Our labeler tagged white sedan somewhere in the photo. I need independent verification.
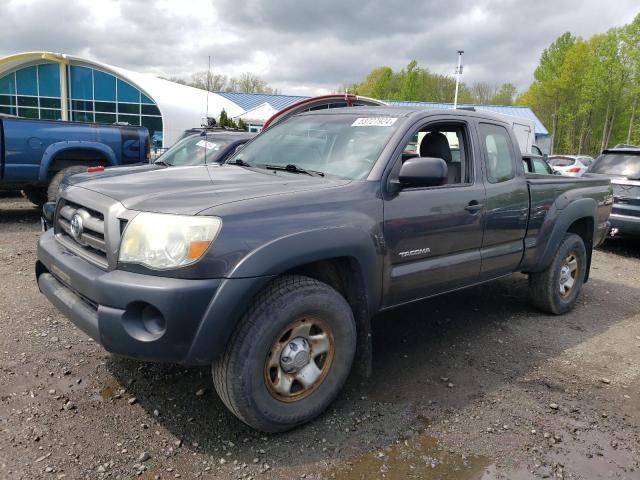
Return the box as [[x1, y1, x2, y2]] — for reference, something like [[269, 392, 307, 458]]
[[548, 155, 594, 177]]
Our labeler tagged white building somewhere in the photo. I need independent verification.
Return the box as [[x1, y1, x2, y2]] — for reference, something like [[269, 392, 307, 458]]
[[0, 52, 244, 147], [1, 52, 550, 151]]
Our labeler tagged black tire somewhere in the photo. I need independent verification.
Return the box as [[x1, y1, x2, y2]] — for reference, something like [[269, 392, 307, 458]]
[[212, 274, 356, 432], [21, 186, 48, 207], [529, 233, 587, 315], [46, 166, 89, 202]]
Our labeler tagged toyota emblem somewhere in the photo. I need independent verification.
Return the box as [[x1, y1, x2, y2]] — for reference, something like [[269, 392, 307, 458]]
[[70, 213, 84, 241]]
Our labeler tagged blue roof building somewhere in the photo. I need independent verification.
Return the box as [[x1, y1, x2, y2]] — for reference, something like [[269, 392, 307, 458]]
[[385, 101, 549, 136], [222, 92, 549, 141]]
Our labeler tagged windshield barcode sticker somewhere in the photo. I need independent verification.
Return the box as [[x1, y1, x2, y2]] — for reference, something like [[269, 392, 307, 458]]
[[351, 117, 398, 127], [196, 140, 220, 150]]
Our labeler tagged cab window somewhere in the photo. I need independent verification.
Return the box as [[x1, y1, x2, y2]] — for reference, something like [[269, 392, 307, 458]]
[[399, 124, 472, 186], [532, 157, 552, 174], [480, 123, 516, 183]]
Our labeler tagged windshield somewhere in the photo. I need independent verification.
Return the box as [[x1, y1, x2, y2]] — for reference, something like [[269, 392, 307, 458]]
[[157, 135, 237, 166], [228, 114, 402, 180], [548, 156, 575, 167], [588, 153, 640, 178]]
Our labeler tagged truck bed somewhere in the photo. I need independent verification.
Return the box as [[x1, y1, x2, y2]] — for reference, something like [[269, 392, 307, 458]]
[[521, 173, 612, 272]]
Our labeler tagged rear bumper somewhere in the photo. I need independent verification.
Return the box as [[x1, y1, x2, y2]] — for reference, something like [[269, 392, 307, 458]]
[[36, 230, 274, 365], [610, 213, 640, 237]]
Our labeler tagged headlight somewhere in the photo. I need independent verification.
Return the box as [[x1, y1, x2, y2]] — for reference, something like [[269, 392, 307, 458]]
[[119, 213, 222, 269]]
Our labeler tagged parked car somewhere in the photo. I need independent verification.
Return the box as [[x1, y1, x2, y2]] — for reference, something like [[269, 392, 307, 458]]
[[175, 125, 251, 143], [548, 155, 594, 177], [0, 114, 150, 205], [36, 107, 611, 432], [585, 144, 640, 237], [41, 129, 256, 228]]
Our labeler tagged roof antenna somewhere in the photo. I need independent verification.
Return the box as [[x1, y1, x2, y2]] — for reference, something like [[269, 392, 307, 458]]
[[204, 55, 211, 165]]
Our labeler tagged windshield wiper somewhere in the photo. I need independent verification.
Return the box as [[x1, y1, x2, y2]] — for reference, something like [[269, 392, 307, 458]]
[[264, 164, 324, 177], [154, 160, 170, 166], [229, 158, 253, 167]]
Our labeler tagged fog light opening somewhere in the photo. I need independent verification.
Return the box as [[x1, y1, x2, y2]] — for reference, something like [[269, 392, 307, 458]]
[[122, 302, 166, 342]]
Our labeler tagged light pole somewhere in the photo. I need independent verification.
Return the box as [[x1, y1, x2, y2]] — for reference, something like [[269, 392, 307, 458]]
[[453, 50, 464, 109]]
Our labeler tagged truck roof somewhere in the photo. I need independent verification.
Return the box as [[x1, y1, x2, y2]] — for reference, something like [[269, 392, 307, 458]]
[[296, 105, 514, 125]]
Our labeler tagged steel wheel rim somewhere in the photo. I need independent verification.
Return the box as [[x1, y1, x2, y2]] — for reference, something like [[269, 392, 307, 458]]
[[559, 252, 579, 298], [264, 316, 334, 402]]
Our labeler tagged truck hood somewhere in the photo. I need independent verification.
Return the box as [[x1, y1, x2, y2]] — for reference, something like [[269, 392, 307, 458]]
[[72, 164, 350, 215], [66, 163, 162, 187]]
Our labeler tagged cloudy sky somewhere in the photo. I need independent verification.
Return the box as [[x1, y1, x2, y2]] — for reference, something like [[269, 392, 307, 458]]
[[1, 0, 638, 96]]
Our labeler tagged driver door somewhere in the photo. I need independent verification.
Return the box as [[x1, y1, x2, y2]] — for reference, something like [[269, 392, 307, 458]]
[[382, 119, 486, 307]]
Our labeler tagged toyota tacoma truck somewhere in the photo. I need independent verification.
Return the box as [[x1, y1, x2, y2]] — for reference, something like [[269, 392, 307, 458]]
[[36, 107, 612, 432]]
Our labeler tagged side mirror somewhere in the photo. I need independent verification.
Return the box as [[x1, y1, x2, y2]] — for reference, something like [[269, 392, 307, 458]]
[[398, 157, 448, 188], [542, 153, 548, 162]]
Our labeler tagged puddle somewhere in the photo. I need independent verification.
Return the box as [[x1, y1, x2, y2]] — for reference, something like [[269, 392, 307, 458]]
[[330, 430, 491, 480], [549, 429, 640, 479], [98, 378, 123, 401], [99, 384, 117, 401]]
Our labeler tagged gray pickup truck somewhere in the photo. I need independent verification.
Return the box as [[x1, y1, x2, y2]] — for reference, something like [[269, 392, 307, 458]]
[[36, 107, 612, 432]]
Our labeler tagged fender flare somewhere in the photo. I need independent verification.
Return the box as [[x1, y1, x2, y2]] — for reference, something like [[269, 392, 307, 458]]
[[529, 198, 597, 272], [186, 227, 382, 367], [229, 227, 382, 312], [39, 141, 117, 182]]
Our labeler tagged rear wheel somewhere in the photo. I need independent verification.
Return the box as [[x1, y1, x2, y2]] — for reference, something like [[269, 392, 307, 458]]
[[529, 233, 587, 314], [47, 165, 89, 202], [212, 275, 356, 432]]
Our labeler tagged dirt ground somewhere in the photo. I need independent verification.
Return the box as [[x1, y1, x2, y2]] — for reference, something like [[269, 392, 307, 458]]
[[1, 193, 639, 480]]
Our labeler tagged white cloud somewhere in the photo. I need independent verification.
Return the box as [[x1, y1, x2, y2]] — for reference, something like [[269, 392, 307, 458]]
[[0, 0, 638, 96]]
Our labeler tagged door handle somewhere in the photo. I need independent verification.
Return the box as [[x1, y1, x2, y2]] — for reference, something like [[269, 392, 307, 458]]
[[465, 201, 484, 213]]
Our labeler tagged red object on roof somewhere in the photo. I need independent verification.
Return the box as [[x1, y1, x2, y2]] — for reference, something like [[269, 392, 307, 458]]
[[86, 166, 105, 173], [262, 94, 385, 130]]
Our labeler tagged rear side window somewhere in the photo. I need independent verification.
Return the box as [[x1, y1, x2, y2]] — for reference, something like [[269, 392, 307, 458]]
[[589, 153, 640, 179], [549, 156, 575, 167], [532, 157, 552, 174], [479, 123, 516, 183]]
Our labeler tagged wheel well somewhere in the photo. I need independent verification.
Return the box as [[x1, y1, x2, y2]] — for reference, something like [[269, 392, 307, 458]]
[[566, 216, 594, 281], [284, 257, 372, 377], [50, 149, 108, 174]]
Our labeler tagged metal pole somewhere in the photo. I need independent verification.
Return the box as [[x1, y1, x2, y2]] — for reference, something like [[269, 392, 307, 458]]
[[453, 50, 464, 109]]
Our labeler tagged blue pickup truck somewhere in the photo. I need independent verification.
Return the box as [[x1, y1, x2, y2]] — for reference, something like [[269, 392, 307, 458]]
[[0, 114, 150, 205]]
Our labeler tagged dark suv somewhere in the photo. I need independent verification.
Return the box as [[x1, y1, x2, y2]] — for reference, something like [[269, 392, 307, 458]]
[[587, 144, 640, 237]]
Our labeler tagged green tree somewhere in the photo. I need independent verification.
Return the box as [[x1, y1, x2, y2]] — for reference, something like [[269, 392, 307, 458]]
[[518, 16, 640, 155], [530, 32, 576, 153], [491, 83, 517, 105], [621, 13, 640, 144]]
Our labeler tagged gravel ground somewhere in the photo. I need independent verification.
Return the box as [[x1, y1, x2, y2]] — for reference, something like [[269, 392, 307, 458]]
[[1, 193, 639, 480]]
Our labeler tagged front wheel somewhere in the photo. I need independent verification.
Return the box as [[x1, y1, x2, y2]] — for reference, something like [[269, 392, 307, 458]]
[[529, 233, 587, 314], [212, 275, 356, 432], [47, 165, 89, 202]]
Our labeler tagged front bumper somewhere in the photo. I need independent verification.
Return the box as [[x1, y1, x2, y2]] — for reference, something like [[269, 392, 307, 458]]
[[609, 214, 640, 237], [36, 230, 273, 364]]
